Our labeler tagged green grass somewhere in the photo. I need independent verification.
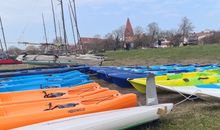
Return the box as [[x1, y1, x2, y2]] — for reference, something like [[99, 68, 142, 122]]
[[103, 44, 220, 66], [150, 101, 220, 130], [101, 44, 220, 130]]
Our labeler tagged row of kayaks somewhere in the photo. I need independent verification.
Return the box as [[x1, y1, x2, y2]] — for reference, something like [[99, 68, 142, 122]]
[[0, 66, 173, 130], [88, 64, 220, 88], [89, 65, 220, 101], [128, 70, 220, 93], [0, 83, 173, 130], [128, 70, 220, 101], [0, 83, 137, 129]]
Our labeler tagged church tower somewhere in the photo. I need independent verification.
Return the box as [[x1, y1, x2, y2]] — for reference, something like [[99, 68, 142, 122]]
[[124, 18, 134, 43]]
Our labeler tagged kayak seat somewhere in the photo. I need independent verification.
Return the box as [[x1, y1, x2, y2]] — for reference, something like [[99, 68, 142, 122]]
[[43, 91, 66, 98], [57, 103, 79, 109], [44, 102, 79, 111], [183, 78, 189, 82], [198, 77, 209, 80]]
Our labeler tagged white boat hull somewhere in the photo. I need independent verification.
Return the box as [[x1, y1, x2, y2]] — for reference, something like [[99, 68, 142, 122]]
[[17, 54, 104, 66], [14, 103, 173, 130], [158, 84, 220, 101]]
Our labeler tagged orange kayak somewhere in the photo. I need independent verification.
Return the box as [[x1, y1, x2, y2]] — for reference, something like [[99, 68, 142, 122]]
[[0, 83, 108, 106], [0, 90, 137, 129]]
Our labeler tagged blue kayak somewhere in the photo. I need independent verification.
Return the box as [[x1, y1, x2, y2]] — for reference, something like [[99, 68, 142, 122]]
[[108, 73, 148, 88], [0, 71, 88, 86], [0, 77, 92, 92], [0, 66, 88, 78], [0, 70, 84, 82], [96, 69, 127, 83]]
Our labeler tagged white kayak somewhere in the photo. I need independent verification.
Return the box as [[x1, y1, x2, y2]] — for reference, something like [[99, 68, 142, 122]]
[[158, 83, 220, 101], [13, 103, 173, 130]]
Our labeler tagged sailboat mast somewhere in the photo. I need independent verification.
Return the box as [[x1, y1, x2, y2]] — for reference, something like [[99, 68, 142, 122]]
[[42, 13, 48, 43], [72, 0, 80, 40], [0, 39, 4, 52], [68, 2, 76, 47], [72, 0, 83, 53], [58, 20, 62, 41], [51, 0, 58, 41], [0, 16, 8, 52], [60, 0, 68, 55]]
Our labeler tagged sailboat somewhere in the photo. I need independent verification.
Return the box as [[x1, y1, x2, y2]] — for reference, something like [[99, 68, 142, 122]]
[[16, 0, 104, 66], [16, 53, 104, 66]]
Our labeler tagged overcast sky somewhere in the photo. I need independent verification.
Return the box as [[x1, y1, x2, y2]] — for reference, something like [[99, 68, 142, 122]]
[[1, 0, 220, 48]]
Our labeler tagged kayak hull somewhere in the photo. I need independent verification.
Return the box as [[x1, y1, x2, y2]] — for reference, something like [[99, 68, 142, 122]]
[[0, 83, 106, 105], [13, 103, 173, 130], [0, 91, 137, 129]]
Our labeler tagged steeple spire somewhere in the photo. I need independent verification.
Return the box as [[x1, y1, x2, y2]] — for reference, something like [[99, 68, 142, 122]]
[[124, 18, 134, 43]]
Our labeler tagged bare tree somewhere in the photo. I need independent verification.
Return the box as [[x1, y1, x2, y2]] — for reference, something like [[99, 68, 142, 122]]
[[112, 25, 125, 41], [7, 46, 22, 56], [25, 45, 39, 54], [178, 16, 194, 38], [110, 26, 125, 49], [134, 26, 144, 35], [147, 22, 160, 42], [202, 31, 220, 44], [133, 26, 145, 47]]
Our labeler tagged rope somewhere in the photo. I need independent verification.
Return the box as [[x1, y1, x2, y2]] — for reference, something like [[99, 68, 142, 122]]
[[172, 87, 201, 107], [17, 0, 40, 42]]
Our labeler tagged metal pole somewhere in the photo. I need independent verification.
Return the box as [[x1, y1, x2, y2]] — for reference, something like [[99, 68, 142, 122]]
[[68, 2, 77, 47], [42, 13, 48, 43], [42, 13, 48, 53], [51, 0, 58, 41], [0, 16, 8, 52], [72, 0, 83, 53], [58, 20, 62, 42], [60, 0, 68, 55], [0, 39, 4, 52]]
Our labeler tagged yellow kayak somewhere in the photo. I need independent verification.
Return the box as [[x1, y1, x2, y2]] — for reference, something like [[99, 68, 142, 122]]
[[128, 71, 219, 94]]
